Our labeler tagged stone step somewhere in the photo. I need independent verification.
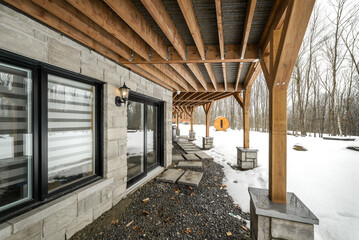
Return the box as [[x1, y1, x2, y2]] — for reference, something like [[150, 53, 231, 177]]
[[195, 152, 213, 160], [177, 170, 204, 187], [184, 150, 203, 154], [156, 169, 185, 183], [182, 153, 200, 161], [172, 154, 185, 161], [177, 161, 203, 169]]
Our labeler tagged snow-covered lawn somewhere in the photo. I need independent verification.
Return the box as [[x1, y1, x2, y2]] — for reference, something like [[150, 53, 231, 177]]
[[178, 124, 359, 240]]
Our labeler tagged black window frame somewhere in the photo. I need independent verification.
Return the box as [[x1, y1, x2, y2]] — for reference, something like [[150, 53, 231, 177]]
[[126, 92, 164, 187], [0, 49, 104, 222]]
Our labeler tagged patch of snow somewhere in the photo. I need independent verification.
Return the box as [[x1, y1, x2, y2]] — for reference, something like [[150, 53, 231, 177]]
[[178, 124, 359, 240]]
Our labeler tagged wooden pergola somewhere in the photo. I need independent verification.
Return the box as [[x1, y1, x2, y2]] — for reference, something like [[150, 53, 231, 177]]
[[5, 0, 315, 204]]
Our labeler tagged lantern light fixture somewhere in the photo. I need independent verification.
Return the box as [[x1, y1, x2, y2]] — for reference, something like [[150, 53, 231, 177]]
[[115, 83, 131, 107]]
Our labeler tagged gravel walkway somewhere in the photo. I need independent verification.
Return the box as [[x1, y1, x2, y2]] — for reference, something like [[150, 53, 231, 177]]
[[71, 143, 250, 240]]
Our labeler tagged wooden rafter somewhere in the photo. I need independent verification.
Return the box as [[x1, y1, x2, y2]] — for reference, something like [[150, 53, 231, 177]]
[[103, 0, 200, 92], [259, 0, 315, 203], [63, 0, 189, 91], [235, 0, 257, 91], [177, 0, 215, 91], [215, 0, 227, 91], [119, 45, 258, 64]]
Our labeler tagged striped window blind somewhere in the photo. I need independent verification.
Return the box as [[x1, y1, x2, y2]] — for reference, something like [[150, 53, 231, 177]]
[[0, 62, 32, 211], [47, 74, 95, 191]]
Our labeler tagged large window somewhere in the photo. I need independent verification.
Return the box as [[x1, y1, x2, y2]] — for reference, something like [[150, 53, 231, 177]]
[[0, 51, 103, 221], [47, 75, 96, 191], [0, 62, 32, 211]]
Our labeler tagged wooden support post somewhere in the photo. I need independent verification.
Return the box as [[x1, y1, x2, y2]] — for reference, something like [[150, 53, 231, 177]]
[[176, 112, 180, 129], [260, 0, 315, 204], [202, 102, 214, 137], [268, 87, 287, 203], [190, 107, 195, 132], [243, 106, 250, 149]]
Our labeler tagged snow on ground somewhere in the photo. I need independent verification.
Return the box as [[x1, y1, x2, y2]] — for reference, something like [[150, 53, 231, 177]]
[[178, 124, 359, 240]]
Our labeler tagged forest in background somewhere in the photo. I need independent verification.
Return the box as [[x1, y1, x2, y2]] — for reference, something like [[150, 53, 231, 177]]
[[192, 0, 359, 137]]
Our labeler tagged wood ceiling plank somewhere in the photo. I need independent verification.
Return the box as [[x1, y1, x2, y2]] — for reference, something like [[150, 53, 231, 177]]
[[235, 0, 257, 91], [66, 0, 150, 59], [118, 45, 257, 64], [215, 0, 227, 91], [32, 0, 132, 60], [187, 63, 208, 91]]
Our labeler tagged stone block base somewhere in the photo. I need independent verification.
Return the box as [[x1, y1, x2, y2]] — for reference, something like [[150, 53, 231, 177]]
[[237, 147, 258, 170], [188, 131, 196, 141], [202, 137, 213, 149], [176, 128, 180, 136], [172, 125, 177, 141], [249, 188, 318, 240]]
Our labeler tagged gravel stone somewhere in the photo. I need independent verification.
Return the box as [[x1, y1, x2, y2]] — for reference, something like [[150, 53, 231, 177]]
[[70, 142, 250, 240]]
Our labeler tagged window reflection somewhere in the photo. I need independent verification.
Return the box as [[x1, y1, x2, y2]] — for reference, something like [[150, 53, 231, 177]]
[[0, 63, 32, 211], [47, 75, 95, 191]]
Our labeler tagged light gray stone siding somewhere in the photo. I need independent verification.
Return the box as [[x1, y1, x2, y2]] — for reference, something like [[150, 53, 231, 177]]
[[0, 4, 172, 240]]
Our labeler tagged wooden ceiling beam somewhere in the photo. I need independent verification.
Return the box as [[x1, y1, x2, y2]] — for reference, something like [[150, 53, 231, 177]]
[[125, 64, 174, 91], [65, 0, 185, 92], [104, 0, 167, 59], [261, 0, 288, 54], [204, 63, 218, 90], [215, 0, 227, 91], [118, 44, 257, 64], [103, 0, 198, 91], [5, 0, 175, 92], [170, 64, 198, 90], [235, 0, 257, 91], [152, 64, 189, 90], [31, 0, 132, 59], [66, 0, 150, 59], [187, 63, 208, 91], [213, 92, 233, 101], [138, 64, 181, 90], [140, 0, 186, 60]]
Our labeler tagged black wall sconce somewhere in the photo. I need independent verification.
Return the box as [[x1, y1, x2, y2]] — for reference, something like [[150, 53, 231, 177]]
[[115, 83, 131, 106]]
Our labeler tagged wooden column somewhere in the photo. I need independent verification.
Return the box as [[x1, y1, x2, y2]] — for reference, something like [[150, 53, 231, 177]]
[[233, 89, 252, 149], [203, 102, 214, 137], [176, 112, 180, 129], [260, 0, 315, 203]]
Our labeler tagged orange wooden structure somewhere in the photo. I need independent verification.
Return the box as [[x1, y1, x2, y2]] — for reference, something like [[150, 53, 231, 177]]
[[214, 117, 229, 131]]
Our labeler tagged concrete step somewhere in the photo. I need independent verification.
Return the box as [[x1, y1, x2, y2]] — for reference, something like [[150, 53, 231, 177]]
[[172, 154, 185, 161], [177, 170, 204, 187], [176, 161, 203, 169], [156, 169, 185, 183], [195, 152, 213, 160], [182, 153, 200, 161]]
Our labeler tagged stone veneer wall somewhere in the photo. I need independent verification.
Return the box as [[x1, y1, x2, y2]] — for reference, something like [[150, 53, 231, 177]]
[[0, 4, 172, 240]]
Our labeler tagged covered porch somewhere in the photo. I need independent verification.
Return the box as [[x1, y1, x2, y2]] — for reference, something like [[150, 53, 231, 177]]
[[0, 0, 317, 239]]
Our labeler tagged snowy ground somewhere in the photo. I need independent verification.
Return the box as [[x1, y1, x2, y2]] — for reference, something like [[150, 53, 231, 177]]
[[178, 124, 359, 240]]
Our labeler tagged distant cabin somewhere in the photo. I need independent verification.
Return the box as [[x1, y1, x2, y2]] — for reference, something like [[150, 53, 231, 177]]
[[214, 117, 229, 131]]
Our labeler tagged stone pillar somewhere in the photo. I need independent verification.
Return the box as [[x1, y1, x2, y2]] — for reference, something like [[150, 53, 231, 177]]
[[176, 128, 180, 136], [188, 130, 196, 141], [249, 187, 318, 240], [202, 137, 213, 149], [237, 147, 258, 170]]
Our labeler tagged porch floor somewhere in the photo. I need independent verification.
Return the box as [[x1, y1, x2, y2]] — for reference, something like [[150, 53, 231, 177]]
[[70, 142, 250, 240]]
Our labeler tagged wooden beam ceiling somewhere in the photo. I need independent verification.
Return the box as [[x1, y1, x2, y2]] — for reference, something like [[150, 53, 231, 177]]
[[235, 0, 257, 91], [215, 0, 227, 91], [118, 45, 258, 64]]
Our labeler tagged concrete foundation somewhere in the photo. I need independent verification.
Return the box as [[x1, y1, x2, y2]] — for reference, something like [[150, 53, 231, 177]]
[[249, 188, 319, 240], [237, 147, 258, 170], [188, 131, 196, 141], [202, 137, 213, 149], [176, 128, 180, 136]]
